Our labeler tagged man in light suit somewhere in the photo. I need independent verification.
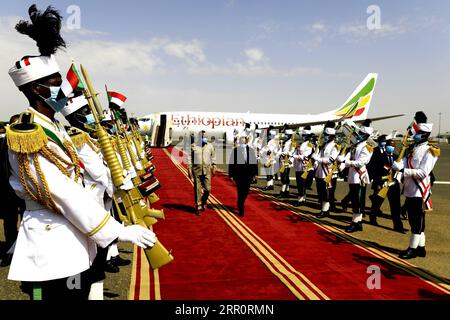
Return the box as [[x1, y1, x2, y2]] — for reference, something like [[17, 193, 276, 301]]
[[188, 130, 217, 215]]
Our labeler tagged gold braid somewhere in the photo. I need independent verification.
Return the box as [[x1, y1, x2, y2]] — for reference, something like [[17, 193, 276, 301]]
[[63, 141, 81, 182], [39, 147, 70, 177], [33, 152, 59, 213], [18, 154, 39, 202], [23, 154, 43, 201]]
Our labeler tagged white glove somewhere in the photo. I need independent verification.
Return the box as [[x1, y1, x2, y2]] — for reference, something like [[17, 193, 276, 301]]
[[135, 161, 143, 171], [120, 175, 134, 191], [311, 153, 319, 161], [337, 155, 345, 163], [392, 160, 404, 172], [118, 225, 156, 249]]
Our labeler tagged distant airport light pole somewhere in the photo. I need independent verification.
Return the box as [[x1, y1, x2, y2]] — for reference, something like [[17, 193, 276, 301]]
[[438, 112, 442, 138]]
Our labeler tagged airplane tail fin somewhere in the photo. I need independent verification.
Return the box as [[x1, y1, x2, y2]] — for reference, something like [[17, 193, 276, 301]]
[[333, 73, 378, 121]]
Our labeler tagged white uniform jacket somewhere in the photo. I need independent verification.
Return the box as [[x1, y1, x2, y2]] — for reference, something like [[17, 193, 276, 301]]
[[342, 141, 373, 184], [401, 142, 438, 202], [293, 141, 313, 172], [314, 141, 339, 179], [8, 107, 122, 282]]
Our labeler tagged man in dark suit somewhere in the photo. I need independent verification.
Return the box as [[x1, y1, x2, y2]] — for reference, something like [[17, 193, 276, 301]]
[[369, 139, 404, 232], [228, 135, 259, 217]]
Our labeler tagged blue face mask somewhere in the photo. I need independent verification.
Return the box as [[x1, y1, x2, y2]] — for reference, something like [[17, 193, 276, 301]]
[[379, 142, 386, 149], [201, 137, 208, 144], [413, 134, 423, 143], [85, 113, 95, 125], [386, 146, 395, 154], [110, 126, 116, 135], [37, 84, 69, 113], [323, 135, 330, 143]]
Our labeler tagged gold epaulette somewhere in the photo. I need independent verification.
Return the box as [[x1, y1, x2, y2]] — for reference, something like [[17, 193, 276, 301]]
[[308, 142, 313, 148], [69, 128, 90, 149], [6, 112, 48, 153], [365, 144, 374, 153], [428, 144, 441, 157], [335, 144, 342, 151]]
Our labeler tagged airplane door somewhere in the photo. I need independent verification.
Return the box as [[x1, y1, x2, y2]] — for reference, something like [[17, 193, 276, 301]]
[[156, 114, 167, 147]]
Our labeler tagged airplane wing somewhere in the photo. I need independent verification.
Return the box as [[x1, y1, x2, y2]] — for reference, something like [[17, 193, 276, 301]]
[[267, 113, 405, 131]]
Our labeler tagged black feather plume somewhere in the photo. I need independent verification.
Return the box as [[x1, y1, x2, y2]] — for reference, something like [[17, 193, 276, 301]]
[[362, 119, 372, 127], [324, 121, 335, 129], [15, 4, 66, 56], [414, 111, 427, 124]]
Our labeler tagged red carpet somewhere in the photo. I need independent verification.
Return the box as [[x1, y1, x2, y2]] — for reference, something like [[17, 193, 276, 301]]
[[133, 147, 450, 300]]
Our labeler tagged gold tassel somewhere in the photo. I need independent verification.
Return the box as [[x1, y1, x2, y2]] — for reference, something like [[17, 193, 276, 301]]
[[70, 131, 90, 149], [6, 125, 48, 154]]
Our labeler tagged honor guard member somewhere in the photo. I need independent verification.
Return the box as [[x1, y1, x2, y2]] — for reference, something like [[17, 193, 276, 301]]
[[188, 130, 217, 215], [312, 121, 339, 218], [392, 111, 439, 259], [6, 5, 156, 300], [229, 134, 258, 217], [260, 130, 279, 191], [278, 129, 294, 198], [292, 126, 313, 206], [61, 94, 119, 299], [370, 139, 405, 232], [338, 120, 374, 233]]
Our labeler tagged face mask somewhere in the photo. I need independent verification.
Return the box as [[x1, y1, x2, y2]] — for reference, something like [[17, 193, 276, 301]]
[[379, 142, 386, 149], [323, 135, 330, 143], [201, 137, 208, 144], [413, 134, 423, 143], [110, 126, 116, 135], [85, 113, 95, 125], [386, 146, 395, 154], [37, 84, 69, 113]]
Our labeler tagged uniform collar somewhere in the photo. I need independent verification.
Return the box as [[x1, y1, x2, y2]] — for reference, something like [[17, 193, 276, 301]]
[[27, 106, 68, 142]]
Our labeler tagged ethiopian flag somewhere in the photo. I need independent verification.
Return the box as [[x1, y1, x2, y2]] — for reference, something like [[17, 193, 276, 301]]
[[57, 63, 85, 99], [108, 91, 127, 108]]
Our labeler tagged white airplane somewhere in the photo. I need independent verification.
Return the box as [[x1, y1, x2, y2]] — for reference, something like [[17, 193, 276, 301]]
[[138, 73, 403, 147]]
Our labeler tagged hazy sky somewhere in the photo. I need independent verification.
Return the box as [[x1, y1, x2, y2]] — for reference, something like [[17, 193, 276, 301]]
[[1, 0, 449, 134]]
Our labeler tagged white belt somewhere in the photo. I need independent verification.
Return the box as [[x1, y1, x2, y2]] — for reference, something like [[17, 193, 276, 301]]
[[25, 200, 46, 211]]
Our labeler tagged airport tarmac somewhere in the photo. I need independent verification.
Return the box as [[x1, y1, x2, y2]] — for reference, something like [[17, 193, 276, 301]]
[[0, 143, 448, 300]]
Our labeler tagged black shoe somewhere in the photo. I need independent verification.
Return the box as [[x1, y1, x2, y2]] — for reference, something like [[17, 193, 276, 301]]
[[278, 192, 286, 199], [341, 200, 349, 211], [369, 216, 378, 226], [105, 260, 120, 273], [399, 247, 418, 260], [416, 246, 426, 258], [0, 254, 12, 267], [111, 255, 131, 267], [345, 222, 363, 233], [238, 210, 244, 217], [317, 211, 329, 219]]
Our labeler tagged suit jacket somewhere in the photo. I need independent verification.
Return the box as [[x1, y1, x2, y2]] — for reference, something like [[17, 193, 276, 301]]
[[371, 150, 399, 186], [228, 145, 258, 183], [188, 142, 216, 176]]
